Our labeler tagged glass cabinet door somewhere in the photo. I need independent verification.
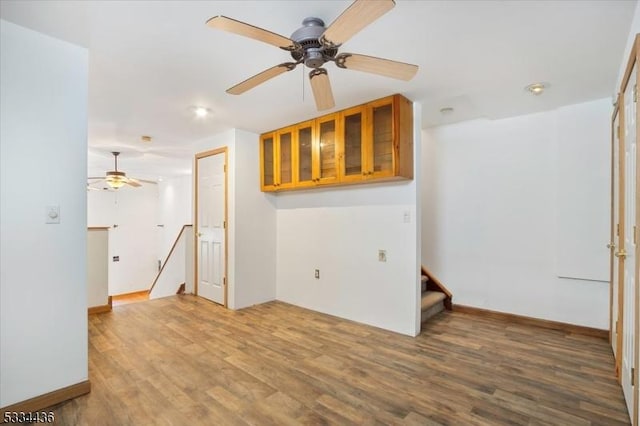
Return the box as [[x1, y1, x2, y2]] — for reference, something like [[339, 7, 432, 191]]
[[316, 115, 338, 183], [277, 129, 293, 188], [296, 121, 314, 185], [261, 133, 275, 189], [341, 107, 365, 181], [371, 102, 394, 177]]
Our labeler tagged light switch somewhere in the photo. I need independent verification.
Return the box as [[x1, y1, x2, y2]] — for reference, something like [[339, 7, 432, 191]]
[[403, 211, 411, 223], [46, 205, 60, 224]]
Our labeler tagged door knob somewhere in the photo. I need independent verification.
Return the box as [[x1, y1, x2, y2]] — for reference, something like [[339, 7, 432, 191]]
[[607, 243, 616, 250], [197, 232, 202, 237], [615, 249, 627, 259]]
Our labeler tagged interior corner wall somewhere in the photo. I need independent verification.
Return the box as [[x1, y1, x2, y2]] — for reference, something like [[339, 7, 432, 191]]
[[275, 104, 422, 337], [233, 129, 277, 309], [422, 98, 611, 329], [0, 20, 88, 407], [87, 184, 159, 295], [192, 129, 277, 310]]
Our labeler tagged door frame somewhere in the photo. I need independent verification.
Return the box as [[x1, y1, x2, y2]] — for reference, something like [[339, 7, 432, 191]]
[[194, 147, 228, 307], [611, 96, 620, 353], [613, 32, 640, 425]]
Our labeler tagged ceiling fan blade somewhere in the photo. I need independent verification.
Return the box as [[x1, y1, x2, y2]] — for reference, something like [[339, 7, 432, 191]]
[[335, 53, 418, 81], [227, 63, 297, 95], [321, 0, 395, 47], [309, 68, 335, 111], [125, 178, 142, 188], [206, 16, 297, 50], [134, 178, 157, 184]]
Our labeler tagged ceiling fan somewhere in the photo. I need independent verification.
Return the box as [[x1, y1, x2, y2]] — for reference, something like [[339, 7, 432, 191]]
[[88, 152, 143, 190], [206, 0, 418, 111]]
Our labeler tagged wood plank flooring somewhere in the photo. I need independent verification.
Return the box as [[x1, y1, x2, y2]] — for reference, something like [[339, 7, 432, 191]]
[[50, 296, 629, 425]]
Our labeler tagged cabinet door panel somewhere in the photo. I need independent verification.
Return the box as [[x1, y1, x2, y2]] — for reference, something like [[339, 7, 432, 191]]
[[278, 129, 294, 188], [261, 134, 275, 190], [297, 124, 313, 184], [341, 107, 367, 182], [317, 117, 338, 183], [372, 103, 394, 176]]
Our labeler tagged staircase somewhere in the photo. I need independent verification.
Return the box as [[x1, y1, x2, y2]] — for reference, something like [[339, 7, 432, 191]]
[[421, 266, 452, 325]]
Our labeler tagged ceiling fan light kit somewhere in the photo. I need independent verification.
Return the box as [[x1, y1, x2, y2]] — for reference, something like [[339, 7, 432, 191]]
[[89, 152, 142, 190], [525, 82, 549, 95], [206, 0, 419, 111]]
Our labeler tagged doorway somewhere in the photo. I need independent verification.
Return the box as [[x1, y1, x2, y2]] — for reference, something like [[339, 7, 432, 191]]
[[195, 148, 228, 306]]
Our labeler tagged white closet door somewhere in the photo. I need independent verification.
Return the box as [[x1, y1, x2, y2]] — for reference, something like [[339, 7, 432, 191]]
[[622, 65, 637, 417], [613, 110, 620, 357]]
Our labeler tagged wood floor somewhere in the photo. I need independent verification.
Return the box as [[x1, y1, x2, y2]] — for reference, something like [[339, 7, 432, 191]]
[[51, 295, 628, 425]]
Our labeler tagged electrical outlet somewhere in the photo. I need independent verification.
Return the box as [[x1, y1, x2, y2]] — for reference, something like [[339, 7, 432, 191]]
[[45, 205, 60, 224], [378, 250, 387, 262], [315, 269, 320, 279]]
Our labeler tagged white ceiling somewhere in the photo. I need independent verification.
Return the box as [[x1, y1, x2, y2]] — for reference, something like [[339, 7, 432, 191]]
[[1, 0, 635, 180]]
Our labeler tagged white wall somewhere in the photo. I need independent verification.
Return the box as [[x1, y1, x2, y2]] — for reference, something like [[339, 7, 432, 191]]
[[276, 104, 422, 336], [0, 20, 88, 407], [158, 174, 192, 256], [233, 129, 277, 309], [556, 100, 611, 281], [191, 129, 278, 310], [87, 184, 159, 295], [615, 2, 640, 92], [422, 99, 611, 329]]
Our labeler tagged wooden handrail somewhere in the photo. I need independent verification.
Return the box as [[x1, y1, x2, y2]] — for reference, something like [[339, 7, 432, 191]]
[[149, 224, 193, 294], [422, 265, 452, 310]]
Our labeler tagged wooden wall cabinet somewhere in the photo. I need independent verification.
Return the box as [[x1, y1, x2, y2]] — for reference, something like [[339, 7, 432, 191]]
[[260, 94, 413, 192], [260, 127, 295, 191]]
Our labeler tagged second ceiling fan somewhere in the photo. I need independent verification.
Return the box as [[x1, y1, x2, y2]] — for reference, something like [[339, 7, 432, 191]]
[[206, 0, 418, 111]]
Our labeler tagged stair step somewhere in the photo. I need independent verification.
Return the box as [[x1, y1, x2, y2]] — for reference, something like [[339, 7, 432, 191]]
[[421, 291, 445, 323], [421, 291, 445, 311]]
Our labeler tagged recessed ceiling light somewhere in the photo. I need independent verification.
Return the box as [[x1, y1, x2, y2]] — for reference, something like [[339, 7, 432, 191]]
[[141, 135, 152, 142], [440, 107, 454, 115], [192, 106, 211, 117], [525, 82, 548, 95]]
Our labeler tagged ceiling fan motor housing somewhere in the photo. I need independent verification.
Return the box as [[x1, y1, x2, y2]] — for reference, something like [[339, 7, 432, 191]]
[[290, 17, 338, 68]]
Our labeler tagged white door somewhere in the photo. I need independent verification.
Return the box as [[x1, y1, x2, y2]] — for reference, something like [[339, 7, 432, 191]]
[[196, 151, 226, 305], [622, 67, 637, 416], [613, 109, 620, 357]]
